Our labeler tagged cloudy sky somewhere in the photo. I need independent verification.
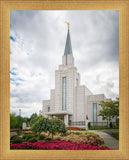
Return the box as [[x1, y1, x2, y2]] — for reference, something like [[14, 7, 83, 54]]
[[10, 10, 119, 117]]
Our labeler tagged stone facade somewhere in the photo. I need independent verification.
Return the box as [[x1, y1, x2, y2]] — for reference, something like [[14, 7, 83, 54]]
[[87, 94, 114, 123], [42, 27, 114, 127]]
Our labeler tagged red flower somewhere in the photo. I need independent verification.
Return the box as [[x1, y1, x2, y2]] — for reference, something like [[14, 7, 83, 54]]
[[10, 140, 114, 150]]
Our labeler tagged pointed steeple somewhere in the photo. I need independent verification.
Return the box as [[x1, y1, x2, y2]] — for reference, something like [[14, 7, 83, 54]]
[[64, 23, 73, 55]]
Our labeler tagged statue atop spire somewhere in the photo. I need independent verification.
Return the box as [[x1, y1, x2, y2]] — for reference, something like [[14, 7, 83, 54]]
[[67, 22, 70, 30]]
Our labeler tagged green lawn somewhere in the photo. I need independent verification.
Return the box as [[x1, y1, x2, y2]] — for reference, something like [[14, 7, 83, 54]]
[[93, 129, 119, 131], [89, 126, 119, 130], [111, 132, 119, 140]]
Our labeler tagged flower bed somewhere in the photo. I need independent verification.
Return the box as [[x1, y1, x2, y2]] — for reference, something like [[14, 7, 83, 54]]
[[60, 134, 104, 146], [10, 129, 31, 132], [67, 127, 82, 130], [10, 131, 106, 148], [10, 140, 113, 150]]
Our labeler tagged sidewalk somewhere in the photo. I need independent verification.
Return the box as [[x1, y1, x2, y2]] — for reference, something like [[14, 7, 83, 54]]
[[88, 130, 119, 150]]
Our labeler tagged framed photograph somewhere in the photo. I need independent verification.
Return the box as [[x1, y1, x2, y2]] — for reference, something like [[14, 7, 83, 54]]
[[0, 0, 129, 160]]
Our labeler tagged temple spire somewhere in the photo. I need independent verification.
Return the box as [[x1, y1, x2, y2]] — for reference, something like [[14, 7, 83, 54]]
[[64, 22, 73, 55]]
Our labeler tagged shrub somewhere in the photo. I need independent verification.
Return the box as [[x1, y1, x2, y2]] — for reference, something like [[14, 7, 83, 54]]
[[72, 132, 82, 135], [22, 135, 26, 139], [39, 134, 46, 140], [84, 132, 100, 137], [81, 128, 86, 131], [25, 134, 33, 140], [88, 122, 91, 129], [60, 131, 79, 137], [98, 144, 107, 148], [60, 133, 67, 137], [23, 132, 30, 135], [54, 135, 61, 140], [55, 137, 61, 140], [23, 133, 35, 141], [10, 135, 18, 140], [44, 137, 52, 141], [27, 138, 37, 143], [61, 133, 104, 146], [12, 137, 22, 144], [22, 132, 30, 138]]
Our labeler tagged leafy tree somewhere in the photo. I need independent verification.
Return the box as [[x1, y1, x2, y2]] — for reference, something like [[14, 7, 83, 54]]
[[31, 116, 50, 138], [39, 110, 43, 116], [48, 118, 59, 140], [29, 113, 43, 126], [10, 112, 43, 129], [54, 118, 67, 135], [48, 118, 67, 140], [31, 117, 67, 141], [98, 97, 119, 127], [10, 113, 18, 129], [113, 97, 119, 117], [15, 115, 28, 129], [30, 113, 38, 126], [25, 117, 30, 126]]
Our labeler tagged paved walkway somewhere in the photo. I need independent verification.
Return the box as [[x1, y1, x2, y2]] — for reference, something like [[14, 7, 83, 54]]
[[88, 130, 119, 150]]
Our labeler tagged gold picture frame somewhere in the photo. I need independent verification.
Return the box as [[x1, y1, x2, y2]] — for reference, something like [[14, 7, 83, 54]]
[[0, 0, 129, 159]]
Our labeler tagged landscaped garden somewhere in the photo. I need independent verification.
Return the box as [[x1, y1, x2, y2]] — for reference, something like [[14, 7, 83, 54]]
[[10, 116, 114, 150], [10, 130, 113, 150]]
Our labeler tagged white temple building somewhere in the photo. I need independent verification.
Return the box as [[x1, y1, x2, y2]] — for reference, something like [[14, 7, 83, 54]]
[[42, 24, 112, 127]]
